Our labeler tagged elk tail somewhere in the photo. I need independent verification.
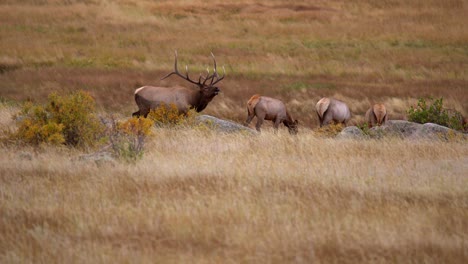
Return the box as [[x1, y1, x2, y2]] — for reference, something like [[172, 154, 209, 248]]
[[247, 94, 261, 115], [373, 103, 387, 124], [316, 97, 331, 118]]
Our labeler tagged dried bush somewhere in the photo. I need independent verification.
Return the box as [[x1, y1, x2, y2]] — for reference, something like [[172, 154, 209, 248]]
[[313, 123, 345, 137], [12, 102, 65, 145], [147, 103, 196, 127], [12, 91, 104, 148], [107, 116, 154, 162]]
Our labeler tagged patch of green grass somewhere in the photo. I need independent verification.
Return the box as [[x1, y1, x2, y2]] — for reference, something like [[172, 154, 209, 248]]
[[282, 82, 336, 91], [311, 82, 337, 90], [118, 38, 149, 48], [172, 13, 188, 20], [32, 60, 55, 68], [388, 39, 436, 49], [0, 62, 22, 73], [64, 57, 95, 68], [283, 81, 310, 90], [0, 96, 19, 107], [302, 40, 340, 49], [64, 26, 87, 34], [279, 17, 299, 24], [61, 56, 132, 69], [99, 56, 131, 68]]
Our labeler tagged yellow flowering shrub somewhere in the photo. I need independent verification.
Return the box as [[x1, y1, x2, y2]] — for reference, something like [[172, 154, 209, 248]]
[[12, 91, 104, 148], [147, 103, 195, 127]]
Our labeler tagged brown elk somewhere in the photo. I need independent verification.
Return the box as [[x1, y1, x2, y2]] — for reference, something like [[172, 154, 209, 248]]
[[244, 94, 298, 134], [365, 103, 387, 128], [132, 51, 225, 117], [316, 97, 351, 127]]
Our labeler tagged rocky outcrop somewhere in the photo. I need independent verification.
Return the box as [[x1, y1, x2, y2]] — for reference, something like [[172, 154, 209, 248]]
[[336, 126, 366, 139], [75, 147, 116, 166], [195, 115, 257, 134], [339, 120, 467, 140]]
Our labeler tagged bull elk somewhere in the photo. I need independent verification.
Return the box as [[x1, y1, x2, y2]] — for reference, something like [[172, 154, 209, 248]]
[[244, 94, 298, 134], [365, 103, 387, 128], [132, 51, 225, 117], [316, 97, 351, 127]]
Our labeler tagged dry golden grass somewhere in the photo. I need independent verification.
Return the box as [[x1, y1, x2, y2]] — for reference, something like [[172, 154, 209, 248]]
[[1, 0, 468, 262], [1, 125, 467, 263]]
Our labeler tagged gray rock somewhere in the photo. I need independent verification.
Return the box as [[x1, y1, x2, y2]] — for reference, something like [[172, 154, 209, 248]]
[[368, 120, 466, 140], [195, 115, 257, 134], [380, 120, 423, 138], [77, 151, 116, 166], [337, 126, 366, 139], [415, 123, 466, 140], [18, 151, 33, 161], [368, 126, 386, 139]]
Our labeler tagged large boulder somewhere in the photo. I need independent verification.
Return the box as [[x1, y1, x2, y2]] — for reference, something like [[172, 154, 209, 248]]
[[337, 126, 367, 139], [195, 115, 257, 134], [416, 122, 466, 140], [367, 120, 466, 140], [377, 120, 422, 138], [76, 149, 116, 166]]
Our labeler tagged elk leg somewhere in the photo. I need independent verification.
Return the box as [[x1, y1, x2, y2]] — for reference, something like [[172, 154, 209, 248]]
[[132, 110, 141, 117], [322, 114, 333, 127], [273, 118, 281, 132], [244, 113, 255, 127], [371, 111, 378, 127], [255, 111, 266, 132], [317, 113, 323, 127], [134, 106, 150, 118], [255, 117, 264, 132]]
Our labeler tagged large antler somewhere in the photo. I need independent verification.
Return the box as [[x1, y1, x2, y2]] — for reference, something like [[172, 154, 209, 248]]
[[161, 51, 225, 86], [161, 51, 201, 86], [203, 52, 225, 86]]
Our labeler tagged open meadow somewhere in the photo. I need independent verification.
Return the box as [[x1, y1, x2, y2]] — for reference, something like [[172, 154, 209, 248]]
[[1, 0, 467, 263]]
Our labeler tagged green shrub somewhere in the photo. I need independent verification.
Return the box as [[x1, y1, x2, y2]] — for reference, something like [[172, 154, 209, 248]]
[[407, 97, 465, 131], [12, 90, 104, 148], [357, 123, 370, 135]]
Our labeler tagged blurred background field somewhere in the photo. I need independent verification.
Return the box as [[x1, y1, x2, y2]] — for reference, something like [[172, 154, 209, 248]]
[[0, 1, 467, 263], [0, 0, 467, 127]]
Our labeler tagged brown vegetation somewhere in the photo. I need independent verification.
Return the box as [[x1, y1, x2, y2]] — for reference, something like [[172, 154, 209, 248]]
[[0, 0, 467, 263], [0, 0, 467, 127], [1, 127, 467, 263]]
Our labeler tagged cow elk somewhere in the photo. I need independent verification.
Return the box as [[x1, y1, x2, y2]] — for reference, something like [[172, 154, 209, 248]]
[[244, 94, 298, 134], [315, 97, 351, 127], [365, 103, 387, 128], [132, 51, 225, 117]]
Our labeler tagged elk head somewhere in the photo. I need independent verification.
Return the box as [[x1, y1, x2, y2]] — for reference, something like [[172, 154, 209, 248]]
[[161, 51, 225, 112], [285, 120, 299, 135]]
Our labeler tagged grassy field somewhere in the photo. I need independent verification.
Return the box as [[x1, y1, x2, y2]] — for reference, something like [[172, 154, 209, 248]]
[[1, 128, 467, 263], [1, 0, 467, 124], [1, 0, 468, 263]]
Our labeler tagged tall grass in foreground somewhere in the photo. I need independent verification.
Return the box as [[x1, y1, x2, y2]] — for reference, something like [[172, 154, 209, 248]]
[[1, 128, 467, 263]]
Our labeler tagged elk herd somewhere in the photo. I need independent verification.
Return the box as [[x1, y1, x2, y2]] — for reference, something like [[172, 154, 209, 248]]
[[133, 52, 388, 134]]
